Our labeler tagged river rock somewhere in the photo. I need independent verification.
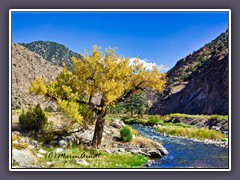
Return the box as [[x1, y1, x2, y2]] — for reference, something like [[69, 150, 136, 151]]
[[28, 145, 35, 150], [30, 140, 40, 149], [146, 160, 155, 167], [110, 119, 125, 129], [47, 162, 54, 166], [12, 140, 20, 144], [12, 149, 37, 167], [149, 140, 169, 155], [104, 149, 112, 154], [76, 159, 89, 166], [212, 126, 221, 131], [137, 150, 150, 157], [38, 149, 47, 154], [36, 153, 44, 158], [13, 131, 21, 136], [58, 139, 68, 147], [129, 149, 139, 154], [75, 130, 94, 144], [104, 129, 111, 135], [118, 148, 126, 152], [66, 136, 76, 142], [147, 150, 162, 158], [59, 136, 76, 147], [222, 131, 228, 135], [55, 148, 64, 153]]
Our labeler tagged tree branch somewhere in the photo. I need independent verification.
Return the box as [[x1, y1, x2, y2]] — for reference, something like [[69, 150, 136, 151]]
[[76, 99, 88, 105], [114, 80, 147, 104]]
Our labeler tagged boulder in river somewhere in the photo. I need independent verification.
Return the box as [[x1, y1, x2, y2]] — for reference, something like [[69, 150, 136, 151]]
[[149, 139, 169, 156], [146, 160, 155, 167], [147, 150, 162, 158]]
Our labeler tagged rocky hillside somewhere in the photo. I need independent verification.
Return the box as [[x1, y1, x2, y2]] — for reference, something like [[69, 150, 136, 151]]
[[149, 30, 229, 115], [20, 41, 82, 70], [12, 42, 62, 109]]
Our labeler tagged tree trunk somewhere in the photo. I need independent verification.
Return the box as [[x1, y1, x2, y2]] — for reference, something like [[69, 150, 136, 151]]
[[91, 110, 106, 148], [131, 110, 133, 117]]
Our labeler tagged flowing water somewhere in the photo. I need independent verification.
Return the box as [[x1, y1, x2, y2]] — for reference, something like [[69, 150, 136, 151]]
[[130, 125, 229, 169]]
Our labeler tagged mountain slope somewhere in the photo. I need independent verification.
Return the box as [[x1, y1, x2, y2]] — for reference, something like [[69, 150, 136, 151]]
[[149, 30, 229, 115], [20, 41, 82, 70], [12, 42, 62, 109]]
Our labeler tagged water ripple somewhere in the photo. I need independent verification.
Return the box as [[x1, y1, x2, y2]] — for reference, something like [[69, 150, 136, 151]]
[[130, 125, 229, 169]]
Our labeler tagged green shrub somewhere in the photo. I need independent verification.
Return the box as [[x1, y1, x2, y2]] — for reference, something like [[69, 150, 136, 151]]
[[218, 43, 225, 51], [19, 103, 47, 133], [200, 56, 207, 63], [210, 114, 228, 121], [182, 74, 190, 81], [38, 121, 55, 144], [189, 66, 196, 72], [44, 106, 54, 112], [147, 116, 164, 126], [221, 138, 228, 142], [120, 126, 133, 142], [164, 122, 193, 128]]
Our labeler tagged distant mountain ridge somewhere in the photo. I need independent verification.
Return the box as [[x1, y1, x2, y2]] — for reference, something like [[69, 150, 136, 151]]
[[20, 41, 82, 70], [149, 30, 229, 115]]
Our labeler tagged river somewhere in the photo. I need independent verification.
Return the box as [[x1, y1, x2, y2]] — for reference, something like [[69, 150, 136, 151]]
[[130, 125, 229, 169]]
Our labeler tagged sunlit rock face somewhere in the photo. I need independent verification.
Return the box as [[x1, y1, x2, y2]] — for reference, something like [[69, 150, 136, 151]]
[[149, 30, 229, 115], [12, 42, 62, 109]]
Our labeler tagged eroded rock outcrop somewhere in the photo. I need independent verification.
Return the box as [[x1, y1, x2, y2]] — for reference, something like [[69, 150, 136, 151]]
[[12, 42, 62, 109], [149, 30, 229, 115]]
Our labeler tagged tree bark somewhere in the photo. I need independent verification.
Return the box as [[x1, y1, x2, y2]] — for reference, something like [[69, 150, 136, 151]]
[[91, 110, 106, 148]]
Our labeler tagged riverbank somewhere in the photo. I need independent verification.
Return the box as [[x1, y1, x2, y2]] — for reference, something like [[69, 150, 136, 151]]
[[11, 111, 228, 168], [119, 114, 228, 148], [130, 125, 229, 168], [12, 140, 149, 168], [164, 113, 228, 133], [132, 124, 228, 148], [12, 117, 168, 168]]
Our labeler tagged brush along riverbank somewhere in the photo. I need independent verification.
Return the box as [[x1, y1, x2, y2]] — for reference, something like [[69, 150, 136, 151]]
[[118, 114, 228, 148], [12, 112, 168, 168]]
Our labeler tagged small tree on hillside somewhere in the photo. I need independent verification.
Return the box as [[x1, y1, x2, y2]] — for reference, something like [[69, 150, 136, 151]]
[[123, 93, 148, 117], [29, 45, 166, 148], [107, 103, 124, 114]]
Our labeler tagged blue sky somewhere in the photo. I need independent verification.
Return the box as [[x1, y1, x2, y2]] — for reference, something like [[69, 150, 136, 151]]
[[12, 11, 229, 71]]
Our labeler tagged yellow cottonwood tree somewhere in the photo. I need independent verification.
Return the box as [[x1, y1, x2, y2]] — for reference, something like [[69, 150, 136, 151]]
[[29, 45, 166, 147]]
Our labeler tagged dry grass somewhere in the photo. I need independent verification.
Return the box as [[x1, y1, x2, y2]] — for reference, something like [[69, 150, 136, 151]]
[[156, 126, 225, 140], [129, 126, 140, 136], [165, 113, 228, 121], [12, 134, 29, 150], [131, 137, 153, 148]]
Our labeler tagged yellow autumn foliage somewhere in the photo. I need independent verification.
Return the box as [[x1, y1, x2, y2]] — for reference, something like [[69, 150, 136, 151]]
[[29, 45, 167, 124]]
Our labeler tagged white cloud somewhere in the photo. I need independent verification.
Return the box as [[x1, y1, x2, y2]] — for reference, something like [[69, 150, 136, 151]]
[[129, 57, 168, 72]]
